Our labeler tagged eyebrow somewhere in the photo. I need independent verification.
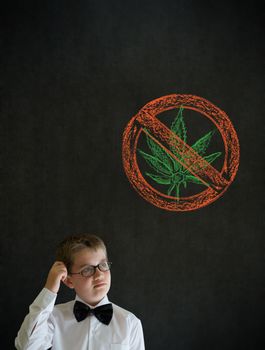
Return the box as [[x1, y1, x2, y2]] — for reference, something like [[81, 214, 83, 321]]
[[78, 259, 107, 269]]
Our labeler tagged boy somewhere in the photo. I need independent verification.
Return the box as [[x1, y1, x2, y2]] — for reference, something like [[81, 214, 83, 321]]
[[15, 233, 145, 350]]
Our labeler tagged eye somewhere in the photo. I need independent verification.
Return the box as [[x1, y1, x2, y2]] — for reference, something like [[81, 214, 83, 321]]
[[81, 266, 94, 276], [99, 262, 108, 269], [99, 261, 111, 271]]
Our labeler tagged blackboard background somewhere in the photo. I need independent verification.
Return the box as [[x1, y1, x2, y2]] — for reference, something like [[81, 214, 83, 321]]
[[2, 1, 265, 349]]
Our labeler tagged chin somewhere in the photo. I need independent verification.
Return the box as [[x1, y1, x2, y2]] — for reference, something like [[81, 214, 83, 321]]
[[95, 285, 109, 297]]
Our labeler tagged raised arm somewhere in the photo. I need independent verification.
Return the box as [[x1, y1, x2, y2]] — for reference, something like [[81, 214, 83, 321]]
[[15, 262, 67, 350]]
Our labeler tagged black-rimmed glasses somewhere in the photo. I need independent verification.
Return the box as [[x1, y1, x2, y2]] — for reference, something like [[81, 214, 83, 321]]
[[70, 261, 112, 278]]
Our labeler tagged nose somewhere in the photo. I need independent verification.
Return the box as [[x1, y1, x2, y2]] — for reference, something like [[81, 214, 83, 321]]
[[94, 266, 104, 279]]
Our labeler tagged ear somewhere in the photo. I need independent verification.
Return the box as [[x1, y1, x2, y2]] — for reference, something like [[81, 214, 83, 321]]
[[63, 275, 75, 289]]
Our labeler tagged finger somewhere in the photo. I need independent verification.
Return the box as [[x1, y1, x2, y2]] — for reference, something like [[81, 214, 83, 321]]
[[61, 274, 67, 282]]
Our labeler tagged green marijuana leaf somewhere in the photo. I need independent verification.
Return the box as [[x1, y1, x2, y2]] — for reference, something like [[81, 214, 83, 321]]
[[138, 108, 222, 199]]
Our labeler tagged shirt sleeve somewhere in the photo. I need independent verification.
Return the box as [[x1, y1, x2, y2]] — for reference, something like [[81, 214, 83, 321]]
[[15, 288, 57, 350], [129, 317, 145, 350]]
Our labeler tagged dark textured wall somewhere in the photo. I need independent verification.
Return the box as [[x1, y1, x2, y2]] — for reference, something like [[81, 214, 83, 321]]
[[2, 1, 265, 349]]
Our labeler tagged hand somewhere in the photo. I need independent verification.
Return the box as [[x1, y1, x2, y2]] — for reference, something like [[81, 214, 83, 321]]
[[45, 261, 68, 294]]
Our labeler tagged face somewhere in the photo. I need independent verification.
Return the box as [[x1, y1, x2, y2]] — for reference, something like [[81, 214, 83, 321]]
[[65, 247, 111, 306]]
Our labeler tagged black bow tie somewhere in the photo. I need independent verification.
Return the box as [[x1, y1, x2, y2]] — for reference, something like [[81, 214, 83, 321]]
[[73, 300, 113, 325]]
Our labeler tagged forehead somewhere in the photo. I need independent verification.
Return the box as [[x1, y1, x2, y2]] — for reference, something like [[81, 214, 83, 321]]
[[72, 247, 106, 267]]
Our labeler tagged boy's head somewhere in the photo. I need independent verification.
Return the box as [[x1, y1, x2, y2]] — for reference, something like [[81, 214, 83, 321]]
[[56, 233, 107, 271], [56, 233, 111, 306]]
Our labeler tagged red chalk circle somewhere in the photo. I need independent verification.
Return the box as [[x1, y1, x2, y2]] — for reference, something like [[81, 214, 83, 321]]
[[122, 94, 240, 211]]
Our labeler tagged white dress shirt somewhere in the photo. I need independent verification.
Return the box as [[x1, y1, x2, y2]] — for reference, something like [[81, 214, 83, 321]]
[[15, 288, 145, 350]]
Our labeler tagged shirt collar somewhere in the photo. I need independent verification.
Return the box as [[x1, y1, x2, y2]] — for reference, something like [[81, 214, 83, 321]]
[[75, 294, 110, 309]]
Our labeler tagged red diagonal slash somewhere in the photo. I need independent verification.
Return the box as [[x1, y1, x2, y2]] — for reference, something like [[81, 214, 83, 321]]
[[136, 111, 228, 193]]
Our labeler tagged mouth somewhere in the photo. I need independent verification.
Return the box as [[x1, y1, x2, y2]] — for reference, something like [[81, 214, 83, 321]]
[[94, 282, 107, 288]]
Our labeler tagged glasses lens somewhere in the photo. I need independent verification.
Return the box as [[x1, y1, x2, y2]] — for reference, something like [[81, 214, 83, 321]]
[[99, 261, 111, 272], [81, 266, 94, 277]]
